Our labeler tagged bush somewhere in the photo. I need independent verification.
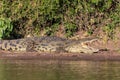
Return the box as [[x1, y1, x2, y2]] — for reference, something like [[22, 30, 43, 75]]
[[0, 0, 62, 37], [0, 18, 13, 39], [65, 23, 78, 37], [0, 0, 119, 38], [44, 23, 59, 36]]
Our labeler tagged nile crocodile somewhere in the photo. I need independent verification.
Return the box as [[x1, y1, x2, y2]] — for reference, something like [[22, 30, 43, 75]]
[[0, 36, 99, 54]]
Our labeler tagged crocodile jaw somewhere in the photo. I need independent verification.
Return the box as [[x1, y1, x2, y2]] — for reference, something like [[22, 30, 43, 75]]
[[65, 44, 99, 54]]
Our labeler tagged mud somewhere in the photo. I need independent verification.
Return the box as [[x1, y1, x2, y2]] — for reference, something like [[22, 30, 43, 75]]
[[0, 50, 120, 61]]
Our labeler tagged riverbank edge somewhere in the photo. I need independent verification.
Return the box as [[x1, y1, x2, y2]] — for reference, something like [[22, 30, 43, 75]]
[[0, 50, 120, 61]]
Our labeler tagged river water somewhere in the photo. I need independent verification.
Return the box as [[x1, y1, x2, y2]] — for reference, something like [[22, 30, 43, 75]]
[[0, 60, 120, 80]]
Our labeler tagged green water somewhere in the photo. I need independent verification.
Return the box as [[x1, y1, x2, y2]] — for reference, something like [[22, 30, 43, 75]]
[[0, 60, 120, 80]]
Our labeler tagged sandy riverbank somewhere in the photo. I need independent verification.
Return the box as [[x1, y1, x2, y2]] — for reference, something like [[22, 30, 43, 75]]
[[0, 50, 120, 61]]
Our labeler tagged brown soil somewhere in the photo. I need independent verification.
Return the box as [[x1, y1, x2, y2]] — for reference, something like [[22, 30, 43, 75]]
[[0, 50, 120, 61]]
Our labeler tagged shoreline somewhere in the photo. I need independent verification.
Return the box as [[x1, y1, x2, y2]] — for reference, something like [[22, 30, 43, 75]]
[[0, 50, 120, 61]]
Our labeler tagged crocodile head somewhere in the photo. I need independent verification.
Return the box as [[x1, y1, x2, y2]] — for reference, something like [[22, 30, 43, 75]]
[[65, 43, 99, 54], [64, 37, 99, 54]]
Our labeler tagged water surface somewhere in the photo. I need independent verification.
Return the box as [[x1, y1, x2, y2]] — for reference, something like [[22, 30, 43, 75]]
[[0, 60, 120, 80]]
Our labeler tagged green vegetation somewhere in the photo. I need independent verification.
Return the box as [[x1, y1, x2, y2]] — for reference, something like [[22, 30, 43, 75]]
[[65, 23, 78, 37], [0, 18, 13, 39], [0, 0, 119, 39]]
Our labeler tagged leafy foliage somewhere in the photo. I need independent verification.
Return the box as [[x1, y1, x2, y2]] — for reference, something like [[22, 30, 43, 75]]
[[0, 0, 119, 38], [0, 18, 13, 39], [65, 23, 78, 37]]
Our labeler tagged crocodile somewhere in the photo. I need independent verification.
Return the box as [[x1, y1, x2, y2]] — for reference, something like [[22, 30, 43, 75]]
[[0, 36, 99, 54]]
